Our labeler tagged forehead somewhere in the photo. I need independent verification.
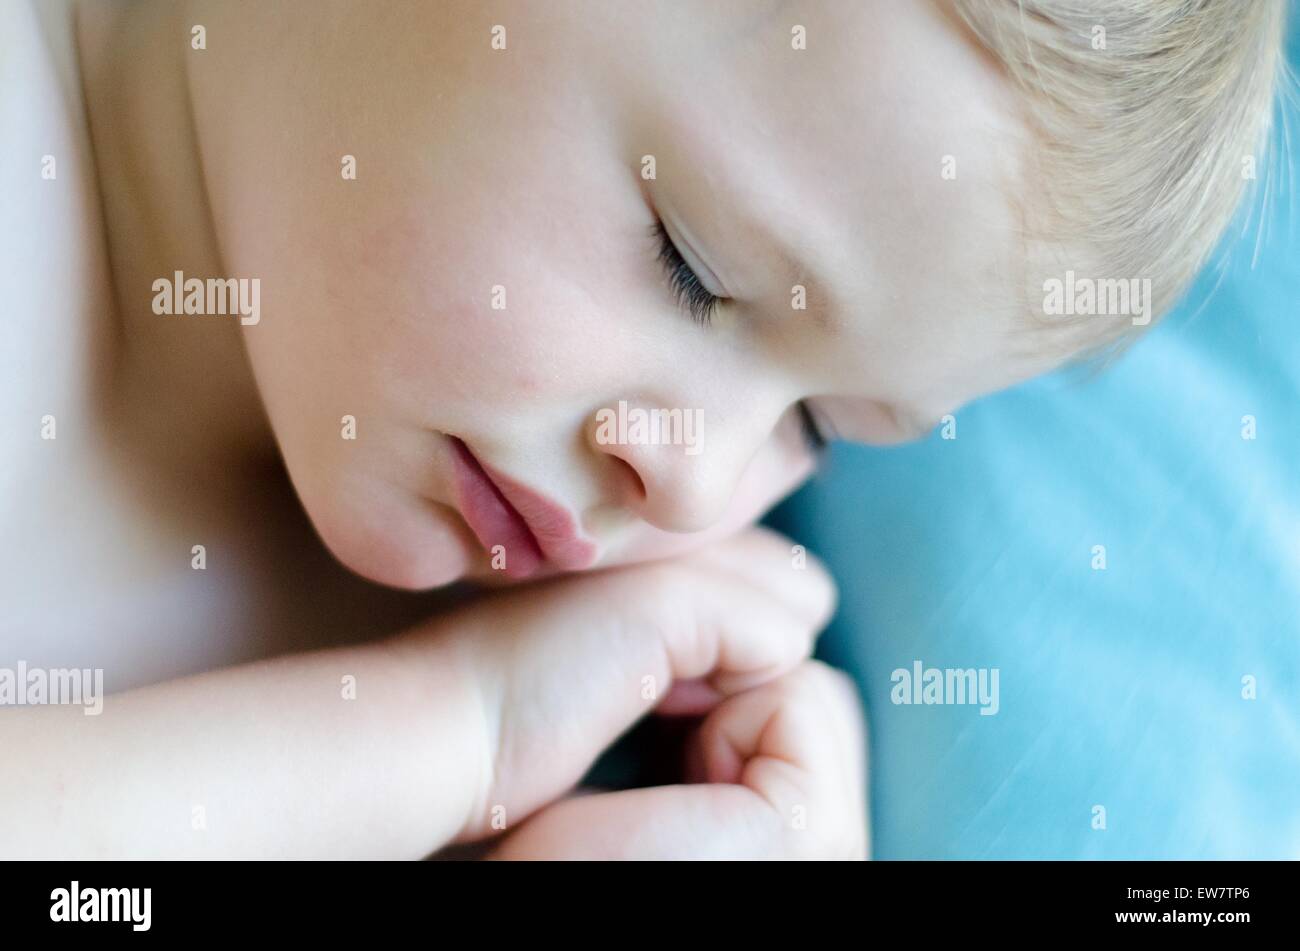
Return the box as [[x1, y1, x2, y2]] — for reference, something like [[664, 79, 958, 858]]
[[648, 0, 1055, 419]]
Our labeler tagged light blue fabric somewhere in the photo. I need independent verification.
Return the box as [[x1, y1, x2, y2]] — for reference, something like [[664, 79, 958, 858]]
[[768, 13, 1300, 859]]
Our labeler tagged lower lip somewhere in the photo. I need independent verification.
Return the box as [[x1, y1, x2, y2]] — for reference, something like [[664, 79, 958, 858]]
[[448, 439, 596, 578]]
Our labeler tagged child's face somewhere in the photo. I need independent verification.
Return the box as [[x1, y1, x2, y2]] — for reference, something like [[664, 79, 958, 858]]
[[196, 0, 1065, 588]]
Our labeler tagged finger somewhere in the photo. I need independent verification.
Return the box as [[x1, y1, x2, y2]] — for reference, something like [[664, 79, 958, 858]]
[[447, 528, 835, 840], [687, 661, 869, 859], [488, 784, 784, 860], [655, 677, 724, 716], [493, 663, 869, 860]]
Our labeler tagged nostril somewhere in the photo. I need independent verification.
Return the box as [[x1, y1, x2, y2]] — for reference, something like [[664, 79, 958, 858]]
[[611, 455, 646, 506]]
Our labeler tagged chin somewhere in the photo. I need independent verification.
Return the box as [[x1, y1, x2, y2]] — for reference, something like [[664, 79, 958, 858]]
[[309, 502, 474, 592]]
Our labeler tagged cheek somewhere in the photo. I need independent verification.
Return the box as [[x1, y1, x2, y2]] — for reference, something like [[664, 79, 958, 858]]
[[401, 300, 603, 417], [356, 211, 623, 407], [713, 408, 824, 546], [731, 429, 816, 524]]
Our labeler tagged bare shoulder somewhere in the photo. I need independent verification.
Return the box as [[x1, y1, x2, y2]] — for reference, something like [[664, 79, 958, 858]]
[[1, 1, 441, 683], [1, 0, 119, 491], [1, 0, 121, 599]]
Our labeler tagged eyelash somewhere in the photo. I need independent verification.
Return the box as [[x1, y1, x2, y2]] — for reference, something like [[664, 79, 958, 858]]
[[652, 220, 722, 326], [797, 401, 829, 453], [651, 219, 826, 452]]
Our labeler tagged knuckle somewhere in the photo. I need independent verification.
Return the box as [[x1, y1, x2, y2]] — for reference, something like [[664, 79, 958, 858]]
[[803, 659, 856, 697], [801, 559, 838, 625], [788, 659, 840, 695]]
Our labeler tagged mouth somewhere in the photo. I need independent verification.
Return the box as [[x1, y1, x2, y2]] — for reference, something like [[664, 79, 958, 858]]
[[448, 436, 598, 579]]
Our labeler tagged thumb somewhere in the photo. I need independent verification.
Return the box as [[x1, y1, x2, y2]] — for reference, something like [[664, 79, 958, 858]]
[[488, 784, 781, 860]]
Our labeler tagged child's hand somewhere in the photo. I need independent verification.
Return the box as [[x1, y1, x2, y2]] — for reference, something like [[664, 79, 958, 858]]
[[493, 659, 868, 859], [402, 526, 865, 859]]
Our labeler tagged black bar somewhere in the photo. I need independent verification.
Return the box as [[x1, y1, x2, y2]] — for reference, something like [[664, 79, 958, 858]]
[[1, 860, 1290, 939]]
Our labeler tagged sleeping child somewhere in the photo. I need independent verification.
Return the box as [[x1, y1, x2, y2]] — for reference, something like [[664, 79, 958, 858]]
[[2, 0, 1285, 857]]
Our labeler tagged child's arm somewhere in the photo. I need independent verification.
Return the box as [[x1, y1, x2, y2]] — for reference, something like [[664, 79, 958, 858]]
[[1, 528, 846, 859], [0, 638, 480, 859]]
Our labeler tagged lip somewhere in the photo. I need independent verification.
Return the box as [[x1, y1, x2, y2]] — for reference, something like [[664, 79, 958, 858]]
[[448, 437, 598, 578]]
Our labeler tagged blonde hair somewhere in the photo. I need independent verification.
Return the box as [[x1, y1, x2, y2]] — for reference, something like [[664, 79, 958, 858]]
[[952, 0, 1290, 355]]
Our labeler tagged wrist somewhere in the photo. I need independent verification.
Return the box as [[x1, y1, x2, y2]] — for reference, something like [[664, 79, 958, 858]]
[[382, 621, 494, 852]]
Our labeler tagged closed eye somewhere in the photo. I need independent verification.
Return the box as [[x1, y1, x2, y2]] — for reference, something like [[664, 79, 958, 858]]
[[797, 401, 829, 455], [651, 219, 722, 326], [650, 220, 824, 452]]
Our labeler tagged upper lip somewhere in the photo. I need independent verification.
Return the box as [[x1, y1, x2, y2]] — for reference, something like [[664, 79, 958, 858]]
[[448, 436, 598, 577]]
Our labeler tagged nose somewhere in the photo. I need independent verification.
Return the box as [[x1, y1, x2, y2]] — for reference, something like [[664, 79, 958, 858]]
[[587, 400, 757, 534]]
